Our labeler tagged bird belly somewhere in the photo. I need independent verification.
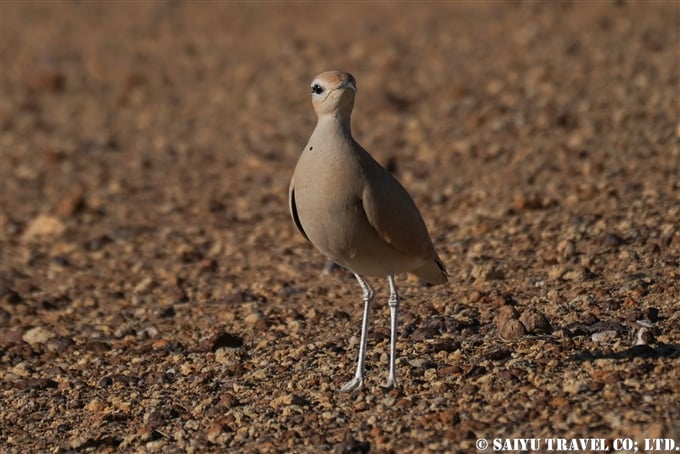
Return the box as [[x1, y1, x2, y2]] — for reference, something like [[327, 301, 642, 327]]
[[295, 188, 425, 277]]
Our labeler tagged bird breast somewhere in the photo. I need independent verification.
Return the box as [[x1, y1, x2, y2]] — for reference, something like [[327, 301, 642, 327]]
[[291, 141, 427, 276]]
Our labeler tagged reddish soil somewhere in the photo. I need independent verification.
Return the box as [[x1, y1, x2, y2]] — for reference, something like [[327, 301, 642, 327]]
[[1, 1, 679, 452]]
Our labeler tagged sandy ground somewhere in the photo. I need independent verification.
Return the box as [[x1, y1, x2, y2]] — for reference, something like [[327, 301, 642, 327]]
[[1, 1, 679, 452]]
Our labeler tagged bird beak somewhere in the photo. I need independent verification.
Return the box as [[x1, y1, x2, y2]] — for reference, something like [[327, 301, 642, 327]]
[[340, 79, 357, 92]]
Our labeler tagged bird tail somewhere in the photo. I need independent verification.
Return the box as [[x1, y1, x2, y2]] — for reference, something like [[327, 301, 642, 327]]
[[413, 257, 448, 285]]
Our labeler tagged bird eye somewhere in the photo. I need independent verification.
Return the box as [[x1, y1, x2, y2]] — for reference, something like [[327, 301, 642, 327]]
[[311, 84, 324, 95]]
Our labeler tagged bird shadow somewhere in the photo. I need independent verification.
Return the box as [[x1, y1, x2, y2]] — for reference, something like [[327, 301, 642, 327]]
[[569, 342, 680, 362]]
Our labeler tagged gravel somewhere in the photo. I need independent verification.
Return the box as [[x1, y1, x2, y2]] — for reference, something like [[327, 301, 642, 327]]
[[1, 1, 679, 452]]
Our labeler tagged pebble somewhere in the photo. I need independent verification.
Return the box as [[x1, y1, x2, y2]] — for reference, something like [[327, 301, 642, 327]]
[[27, 67, 66, 93], [495, 305, 519, 325], [498, 319, 527, 340], [210, 332, 244, 350], [56, 185, 86, 218], [269, 393, 308, 409], [558, 239, 576, 261], [334, 437, 370, 454], [591, 330, 619, 343], [22, 326, 55, 345], [245, 311, 267, 330], [519, 309, 552, 334], [635, 327, 655, 345], [22, 215, 65, 240], [133, 277, 155, 294], [2, 3, 679, 453]]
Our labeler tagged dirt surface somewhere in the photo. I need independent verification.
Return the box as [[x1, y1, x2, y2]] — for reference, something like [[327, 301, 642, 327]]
[[1, 1, 679, 452]]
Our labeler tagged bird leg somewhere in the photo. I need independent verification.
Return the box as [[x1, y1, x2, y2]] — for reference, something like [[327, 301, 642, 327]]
[[384, 274, 399, 389], [340, 273, 374, 392]]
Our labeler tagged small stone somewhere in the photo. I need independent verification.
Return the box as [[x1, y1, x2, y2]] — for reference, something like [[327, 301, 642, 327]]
[[642, 307, 659, 323], [484, 348, 511, 361], [17, 378, 58, 390], [563, 266, 595, 281], [334, 437, 370, 454], [220, 291, 246, 303], [635, 327, 655, 345], [548, 266, 567, 280], [269, 393, 308, 409], [2, 289, 23, 305], [84, 398, 106, 412], [46, 336, 75, 353], [22, 326, 55, 345], [495, 305, 519, 326], [27, 68, 66, 93], [498, 319, 527, 340], [22, 215, 65, 240], [210, 332, 244, 351], [513, 193, 544, 210], [245, 311, 267, 330], [471, 264, 505, 282], [467, 290, 483, 303], [557, 239, 576, 261], [519, 310, 552, 334], [205, 423, 224, 444], [625, 309, 643, 322], [133, 277, 155, 294], [56, 185, 85, 218], [601, 233, 625, 248], [588, 380, 604, 392], [437, 409, 459, 425], [642, 421, 666, 439], [152, 339, 170, 350], [0, 327, 24, 345], [591, 330, 618, 343], [83, 234, 113, 251], [219, 393, 240, 408]]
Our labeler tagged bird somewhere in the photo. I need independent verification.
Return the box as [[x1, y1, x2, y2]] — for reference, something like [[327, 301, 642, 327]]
[[289, 71, 447, 392]]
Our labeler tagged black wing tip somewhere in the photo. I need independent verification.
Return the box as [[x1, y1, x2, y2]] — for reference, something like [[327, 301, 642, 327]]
[[436, 257, 449, 277], [290, 188, 310, 242]]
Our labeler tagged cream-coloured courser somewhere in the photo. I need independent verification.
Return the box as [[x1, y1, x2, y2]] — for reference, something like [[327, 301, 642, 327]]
[[289, 71, 447, 391]]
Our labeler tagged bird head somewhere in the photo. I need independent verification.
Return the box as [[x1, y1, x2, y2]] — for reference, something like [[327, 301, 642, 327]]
[[310, 71, 357, 118]]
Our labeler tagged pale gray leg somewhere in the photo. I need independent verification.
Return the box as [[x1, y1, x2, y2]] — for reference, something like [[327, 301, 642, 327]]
[[340, 273, 374, 392], [384, 274, 399, 389]]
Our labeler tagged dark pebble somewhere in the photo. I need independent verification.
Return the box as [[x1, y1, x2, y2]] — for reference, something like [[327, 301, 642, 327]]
[[429, 340, 460, 354], [86, 341, 112, 353], [484, 348, 511, 361], [148, 405, 181, 428], [335, 437, 371, 454], [27, 68, 66, 93], [51, 256, 71, 267], [40, 295, 72, 310], [643, 307, 659, 323], [84, 235, 113, 251], [625, 309, 643, 322], [3, 289, 23, 305], [16, 378, 58, 390], [211, 332, 244, 350], [332, 310, 351, 321], [601, 233, 626, 248], [589, 321, 626, 334], [156, 306, 176, 318]]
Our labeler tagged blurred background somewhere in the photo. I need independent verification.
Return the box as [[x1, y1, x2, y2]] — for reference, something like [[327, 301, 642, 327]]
[[1, 1, 678, 451]]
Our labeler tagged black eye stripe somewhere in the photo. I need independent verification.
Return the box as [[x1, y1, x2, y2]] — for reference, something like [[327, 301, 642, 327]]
[[311, 84, 324, 95]]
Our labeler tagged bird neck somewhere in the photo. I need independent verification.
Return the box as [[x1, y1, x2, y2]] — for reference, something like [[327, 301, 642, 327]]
[[316, 113, 352, 139]]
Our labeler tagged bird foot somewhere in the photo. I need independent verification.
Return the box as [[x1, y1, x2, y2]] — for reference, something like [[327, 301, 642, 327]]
[[339, 376, 364, 392], [381, 377, 397, 390]]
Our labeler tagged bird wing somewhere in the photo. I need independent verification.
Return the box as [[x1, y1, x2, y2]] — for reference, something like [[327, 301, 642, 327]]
[[360, 167, 436, 261], [288, 178, 310, 242]]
